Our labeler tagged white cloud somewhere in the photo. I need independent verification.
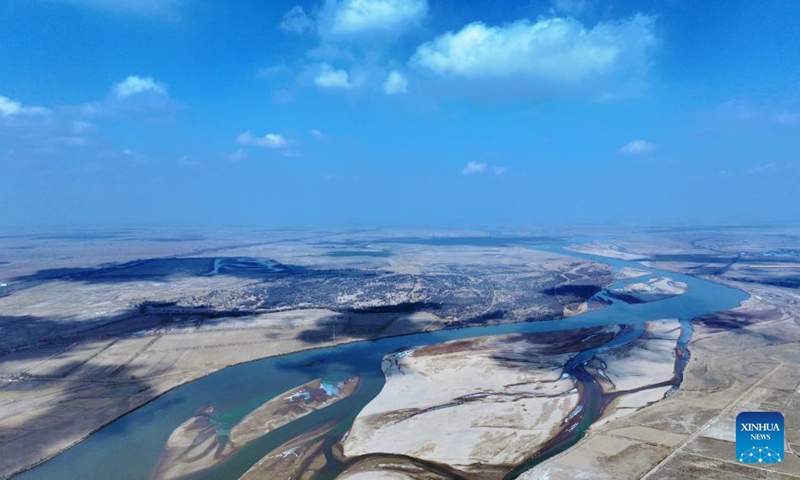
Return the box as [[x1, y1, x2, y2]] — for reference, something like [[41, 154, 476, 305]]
[[71, 76, 177, 119], [2, 79, 181, 165], [311, 129, 324, 138], [411, 15, 655, 96], [619, 139, 656, 155], [314, 63, 353, 89], [0, 96, 22, 116], [1, 96, 101, 161], [284, 1, 428, 94], [321, 0, 428, 37], [461, 162, 507, 175], [462, 161, 488, 175], [280, 5, 315, 34], [236, 131, 290, 149], [383, 70, 408, 95], [113, 76, 168, 98], [0, 96, 49, 117]]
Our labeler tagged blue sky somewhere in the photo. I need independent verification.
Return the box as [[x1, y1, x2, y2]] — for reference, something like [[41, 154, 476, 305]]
[[1, 0, 799, 228]]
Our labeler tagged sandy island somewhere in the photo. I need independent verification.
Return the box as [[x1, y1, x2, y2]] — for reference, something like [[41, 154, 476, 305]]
[[154, 376, 359, 479], [341, 322, 682, 478], [616, 267, 651, 280], [240, 418, 340, 480], [608, 277, 689, 304]]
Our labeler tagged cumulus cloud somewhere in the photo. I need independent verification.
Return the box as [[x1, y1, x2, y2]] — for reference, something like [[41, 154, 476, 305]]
[[0, 97, 22, 116], [383, 70, 408, 94], [411, 14, 655, 97], [0, 95, 91, 160], [278, 1, 428, 93], [619, 139, 656, 155], [280, 5, 315, 34], [113, 76, 168, 98], [0, 96, 49, 117], [1, 77, 182, 166], [461, 161, 508, 175], [462, 161, 487, 175], [236, 131, 290, 149], [314, 63, 353, 89], [70, 75, 177, 118], [320, 0, 428, 37]]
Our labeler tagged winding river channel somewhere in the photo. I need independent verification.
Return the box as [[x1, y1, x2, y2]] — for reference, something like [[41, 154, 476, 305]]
[[19, 247, 748, 479]]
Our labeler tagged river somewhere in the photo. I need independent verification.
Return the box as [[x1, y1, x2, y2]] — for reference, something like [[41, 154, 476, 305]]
[[18, 247, 748, 479]]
